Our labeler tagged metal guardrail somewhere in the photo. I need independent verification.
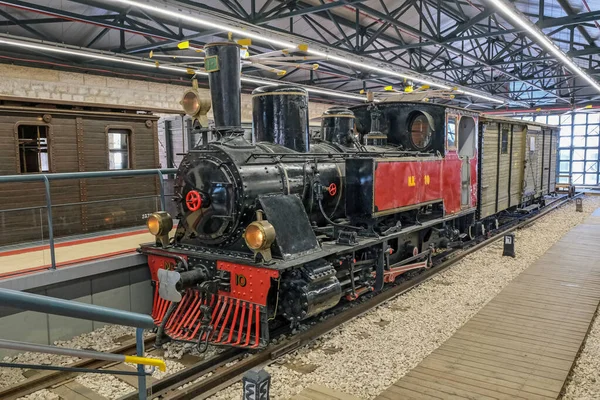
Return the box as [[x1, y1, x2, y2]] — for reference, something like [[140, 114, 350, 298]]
[[0, 168, 177, 269], [0, 288, 161, 399], [0, 289, 155, 328]]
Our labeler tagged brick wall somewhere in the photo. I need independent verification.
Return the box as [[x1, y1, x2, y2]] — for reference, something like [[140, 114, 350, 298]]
[[0, 64, 331, 120]]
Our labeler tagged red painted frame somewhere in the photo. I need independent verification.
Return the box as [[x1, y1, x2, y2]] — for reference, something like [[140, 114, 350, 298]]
[[217, 261, 279, 306]]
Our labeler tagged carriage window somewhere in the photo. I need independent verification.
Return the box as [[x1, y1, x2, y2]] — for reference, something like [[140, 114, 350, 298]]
[[501, 127, 509, 154], [447, 117, 456, 148], [108, 129, 131, 170], [458, 116, 476, 158], [18, 125, 49, 173], [409, 112, 434, 149]]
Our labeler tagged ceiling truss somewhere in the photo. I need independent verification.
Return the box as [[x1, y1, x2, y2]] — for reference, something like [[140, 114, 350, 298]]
[[0, 0, 598, 109]]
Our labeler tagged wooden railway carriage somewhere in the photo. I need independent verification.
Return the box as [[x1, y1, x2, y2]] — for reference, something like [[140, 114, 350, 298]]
[[0, 96, 161, 246], [478, 116, 558, 220]]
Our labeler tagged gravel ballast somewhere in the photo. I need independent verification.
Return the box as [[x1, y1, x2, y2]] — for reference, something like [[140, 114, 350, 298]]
[[0, 326, 186, 397], [0, 324, 137, 389], [16, 389, 60, 400], [76, 373, 135, 398], [561, 311, 600, 398], [208, 196, 600, 400]]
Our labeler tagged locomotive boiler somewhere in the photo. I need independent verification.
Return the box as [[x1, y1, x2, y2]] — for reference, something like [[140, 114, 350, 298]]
[[140, 40, 556, 351]]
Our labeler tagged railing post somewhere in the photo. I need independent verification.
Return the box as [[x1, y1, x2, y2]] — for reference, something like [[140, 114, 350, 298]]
[[42, 175, 56, 270], [136, 327, 147, 400], [156, 170, 166, 211]]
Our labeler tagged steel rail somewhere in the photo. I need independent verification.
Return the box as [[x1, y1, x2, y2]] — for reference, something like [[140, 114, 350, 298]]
[[119, 349, 244, 400]]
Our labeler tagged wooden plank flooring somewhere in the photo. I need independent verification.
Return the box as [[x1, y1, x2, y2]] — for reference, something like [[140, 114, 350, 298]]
[[377, 212, 600, 400], [290, 384, 362, 400]]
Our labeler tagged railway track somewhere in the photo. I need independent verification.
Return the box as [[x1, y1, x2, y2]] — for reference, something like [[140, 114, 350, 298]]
[[0, 194, 578, 400], [128, 194, 580, 400], [0, 335, 156, 400]]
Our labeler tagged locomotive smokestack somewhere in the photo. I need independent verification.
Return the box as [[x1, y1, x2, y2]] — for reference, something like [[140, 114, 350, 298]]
[[321, 107, 356, 147], [204, 42, 242, 131], [252, 85, 310, 152]]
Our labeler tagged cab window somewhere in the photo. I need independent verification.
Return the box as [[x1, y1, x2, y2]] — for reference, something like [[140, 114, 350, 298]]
[[447, 117, 457, 149]]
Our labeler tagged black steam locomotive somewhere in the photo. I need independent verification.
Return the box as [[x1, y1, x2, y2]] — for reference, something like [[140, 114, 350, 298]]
[[140, 41, 554, 350]]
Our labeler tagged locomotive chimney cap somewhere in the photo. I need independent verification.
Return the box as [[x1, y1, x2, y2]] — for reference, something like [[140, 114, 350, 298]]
[[203, 41, 241, 49], [321, 106, 355, 118], [252, 85, 308, 97]]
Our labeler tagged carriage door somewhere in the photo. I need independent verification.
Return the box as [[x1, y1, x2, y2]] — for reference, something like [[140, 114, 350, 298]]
[[458, 116, 476, 207]]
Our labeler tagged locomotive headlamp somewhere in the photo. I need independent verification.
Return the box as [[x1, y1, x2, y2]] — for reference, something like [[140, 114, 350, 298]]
[[147, 211, 173, 247], [180, 81, 211, 126], [244, 222, 274, 250], [243, 211, 275, 262], [181, 90, 200, 115]]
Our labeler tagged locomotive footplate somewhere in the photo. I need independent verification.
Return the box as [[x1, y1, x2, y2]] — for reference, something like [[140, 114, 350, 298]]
[[153, 286, 272, 350], [151, 261, 279, 350]]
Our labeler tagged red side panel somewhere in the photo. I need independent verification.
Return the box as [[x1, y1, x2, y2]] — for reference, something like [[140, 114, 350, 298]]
[[372, 152, 473, 216], [420, 160, 443, 202], [442, 152, 462, 214], [374, 161, 417, 211], [217, 261, 279, 306], [373, 159, 443, 213], [148, 254, 186, 281]]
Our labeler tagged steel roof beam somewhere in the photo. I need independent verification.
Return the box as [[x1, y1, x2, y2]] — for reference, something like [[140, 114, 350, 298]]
[[442, 8, 495, 40], [554, 0, 594, 46], [256, 0, 367, 22], [0, 0, 182, 43], [4, 0, 592, 105], [0, 0, 228, 56], [0, 8, 57, 41], [0, 16, 110, 25], [251, 2, 491, 78], [335, 2, 567, 101], [254, 0, 572, 101], [161, 0, 508, 100], [363, 9, 600, 53]]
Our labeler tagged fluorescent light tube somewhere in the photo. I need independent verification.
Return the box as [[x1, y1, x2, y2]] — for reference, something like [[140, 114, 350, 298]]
[[488, 0, 600, 93]]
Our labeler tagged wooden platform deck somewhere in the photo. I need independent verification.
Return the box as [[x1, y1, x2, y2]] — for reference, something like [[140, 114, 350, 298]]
[[290, 384, 362, 400], [376, 212, 600, 400]]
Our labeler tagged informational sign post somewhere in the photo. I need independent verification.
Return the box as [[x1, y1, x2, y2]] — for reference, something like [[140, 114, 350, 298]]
[[243, 368, 271, 400], [503, 233, 516, 258]]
